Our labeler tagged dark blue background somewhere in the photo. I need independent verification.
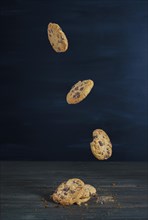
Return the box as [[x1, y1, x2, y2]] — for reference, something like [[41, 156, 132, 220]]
[[0, 0, 147, 161]]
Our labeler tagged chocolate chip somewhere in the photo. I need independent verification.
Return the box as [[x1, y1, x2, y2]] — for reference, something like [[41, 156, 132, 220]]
[[63, 187, 69, 192], [99, 141, 103, 146], [75, 86, 79, 90], [93, 135, 98, 139], [73, 92, 80, 99], [80, 87, 84, 91], [70, 190, 75, 194]]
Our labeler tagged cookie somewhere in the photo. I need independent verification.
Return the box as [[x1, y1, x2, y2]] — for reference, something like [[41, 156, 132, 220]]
[[82, 184, 96, 198], [66, 79, 94, 104], [47, 22, 68, 53], [93, 129, 110, 142], [90, 129, 112, 160], [52, 179, 84, 206], [76, 184, 96, 205]]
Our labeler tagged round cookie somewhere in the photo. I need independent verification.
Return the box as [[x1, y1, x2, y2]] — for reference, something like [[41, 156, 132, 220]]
[[47, 22, 68, 53], [90, 137, 112, 160], [66, 79, 94, 104], [93, 129, 111, 142], [52, 180, 84, 206]]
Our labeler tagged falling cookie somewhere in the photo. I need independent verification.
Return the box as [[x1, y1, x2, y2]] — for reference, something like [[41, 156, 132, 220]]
[[66, 79, 94, 104], [90, 129, 112, 160], [47, 22, 68, 53]]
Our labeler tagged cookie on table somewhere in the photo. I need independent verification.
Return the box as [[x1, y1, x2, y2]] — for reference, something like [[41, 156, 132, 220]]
[[90, 129, 112, 160], [76, 184, 96, 205], [66, 79, 94, 104], [82, 184, 96, 198], [47, 22, 68, 53], [52, 179, 84, 206]]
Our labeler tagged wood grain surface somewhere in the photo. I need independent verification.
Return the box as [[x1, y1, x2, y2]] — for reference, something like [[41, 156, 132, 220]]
[[0, 162, 148, 220]]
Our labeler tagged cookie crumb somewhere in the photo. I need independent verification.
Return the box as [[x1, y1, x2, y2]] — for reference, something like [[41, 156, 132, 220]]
[[96, 196, 100, 203], [117, 203, 122, 208], [112, 182, 116, 187], [44, 203, 49, 208]]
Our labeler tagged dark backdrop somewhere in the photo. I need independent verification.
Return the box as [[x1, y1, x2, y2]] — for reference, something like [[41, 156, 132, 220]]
[[0, 0, 147, 161]]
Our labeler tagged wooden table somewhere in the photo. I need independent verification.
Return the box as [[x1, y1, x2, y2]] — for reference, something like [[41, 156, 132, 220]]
[[0, 162, 148, 220]]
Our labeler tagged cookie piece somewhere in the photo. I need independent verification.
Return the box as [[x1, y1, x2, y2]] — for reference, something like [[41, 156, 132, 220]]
[[90, 136, 112, 160], [66, 79, 94, 104], [47, 22, 68, 53], [93, 129, 110, 142], [76, 184, 96, 205], [52, 179, 84, 206]]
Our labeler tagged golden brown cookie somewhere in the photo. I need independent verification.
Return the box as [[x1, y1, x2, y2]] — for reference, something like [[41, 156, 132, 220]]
[[47, 22, 68, 53], [82, 184, 96, 198], [76, 184, 96, 205], [52, 179, 84, 206], [66, 80, 94, 104], [90, 136, 112, 160]]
